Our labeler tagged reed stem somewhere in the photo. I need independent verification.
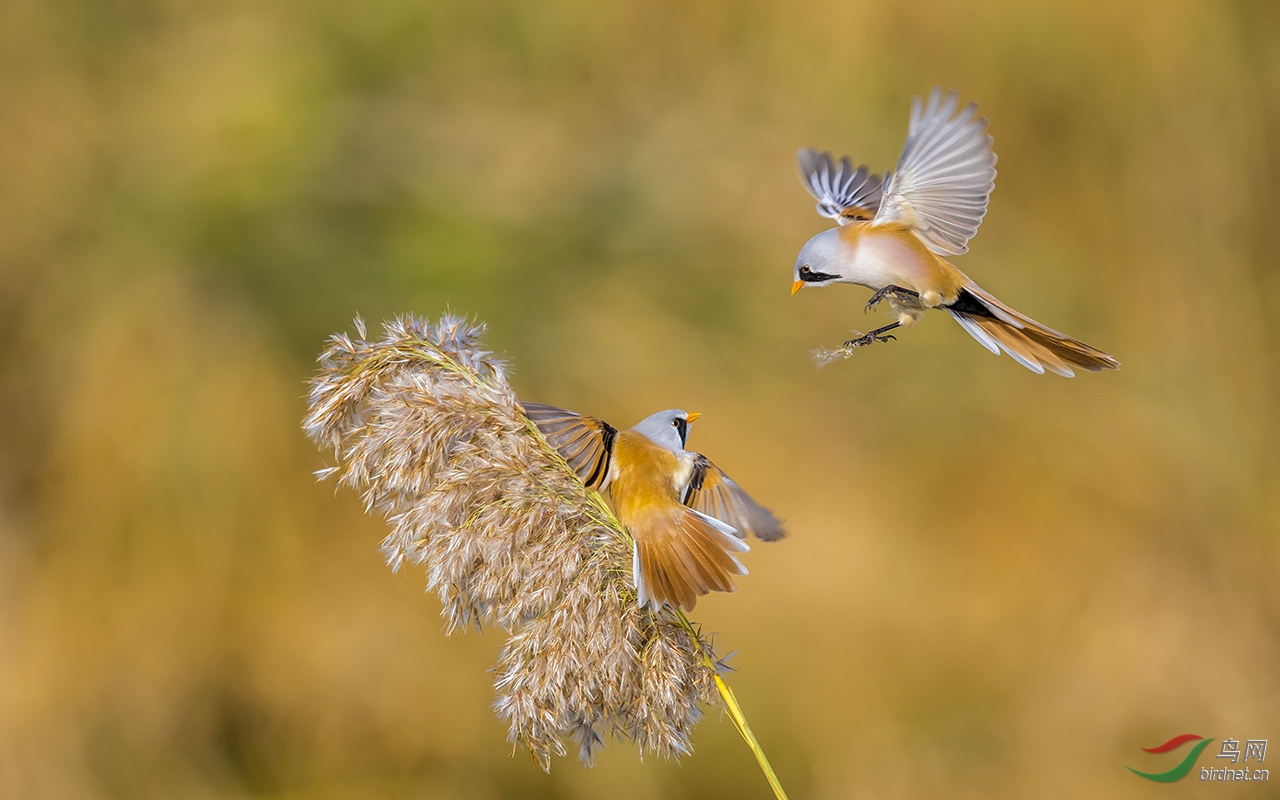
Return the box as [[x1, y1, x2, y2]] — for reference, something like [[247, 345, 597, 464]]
[[674, 610, 791, 800]]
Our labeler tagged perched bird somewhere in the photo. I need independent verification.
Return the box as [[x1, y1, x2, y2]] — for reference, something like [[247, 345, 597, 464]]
[[792, 87, 1119, 376], [522, 403, 785, 611]]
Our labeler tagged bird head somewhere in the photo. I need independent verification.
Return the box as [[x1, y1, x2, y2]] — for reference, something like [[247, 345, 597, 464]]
[[791, 228, 845, 294], [632, 409, 700, 451]]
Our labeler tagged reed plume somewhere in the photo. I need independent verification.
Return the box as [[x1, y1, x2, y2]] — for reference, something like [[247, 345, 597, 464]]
[[303, 314, 726, 770]]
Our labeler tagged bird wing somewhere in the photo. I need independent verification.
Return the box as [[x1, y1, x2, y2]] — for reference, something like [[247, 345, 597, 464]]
[[873, 87, 997, 255], [521, 402, 616, 490], [796, 148, 885, 224], [683, 454, 786, 541]]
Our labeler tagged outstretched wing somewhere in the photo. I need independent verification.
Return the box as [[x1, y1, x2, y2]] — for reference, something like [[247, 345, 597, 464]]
[[797, 148, 884, 224], [874, 87, 997, 255], [683, 454, 786, 541], [522, 402, 616, 490]]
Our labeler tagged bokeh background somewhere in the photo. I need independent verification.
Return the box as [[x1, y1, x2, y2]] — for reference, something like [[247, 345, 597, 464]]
[[2, 1, 1278, 798]]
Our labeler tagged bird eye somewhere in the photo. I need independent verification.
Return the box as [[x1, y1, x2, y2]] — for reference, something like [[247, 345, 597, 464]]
[[671, 419, 679, 427], [800, 265, 811, 274]]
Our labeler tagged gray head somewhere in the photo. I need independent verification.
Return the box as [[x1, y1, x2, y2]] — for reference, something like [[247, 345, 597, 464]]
[[631, 409, 700, 452], [791, 228, 845, 293]]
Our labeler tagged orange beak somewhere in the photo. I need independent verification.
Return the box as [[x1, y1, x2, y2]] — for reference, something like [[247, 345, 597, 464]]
[[685, 412, 701, 423], [791, 279, 805, 295]]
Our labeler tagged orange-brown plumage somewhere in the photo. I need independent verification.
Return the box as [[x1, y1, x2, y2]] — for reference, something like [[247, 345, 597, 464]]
[[523, 403, 779, 612], [951, 284, 1120, 374], [610, 430, 746, 611]]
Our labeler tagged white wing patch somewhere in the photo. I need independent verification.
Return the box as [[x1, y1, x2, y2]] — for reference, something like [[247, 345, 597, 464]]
[[874, 88, 998, 255]]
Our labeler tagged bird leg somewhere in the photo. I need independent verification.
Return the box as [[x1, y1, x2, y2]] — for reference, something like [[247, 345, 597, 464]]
[[864, 285, 919, 313], [844, 322, 901, 348]]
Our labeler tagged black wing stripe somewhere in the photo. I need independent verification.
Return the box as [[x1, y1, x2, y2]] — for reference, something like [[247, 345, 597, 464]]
[[583, 421, 617, 489], [522, 402, 616, 490], [689, 454, 709, 492]]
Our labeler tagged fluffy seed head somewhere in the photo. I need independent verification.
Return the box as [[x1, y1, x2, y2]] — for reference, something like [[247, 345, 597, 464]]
[[303, 314, 720, 770]]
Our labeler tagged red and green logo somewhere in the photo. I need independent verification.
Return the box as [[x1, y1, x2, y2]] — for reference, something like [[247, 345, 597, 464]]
[[1128, 734, 1215, 782]]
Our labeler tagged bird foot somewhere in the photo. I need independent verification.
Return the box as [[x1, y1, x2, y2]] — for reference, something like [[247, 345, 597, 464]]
[[864, 285, 920, 313], [843, 331, 897, 348]]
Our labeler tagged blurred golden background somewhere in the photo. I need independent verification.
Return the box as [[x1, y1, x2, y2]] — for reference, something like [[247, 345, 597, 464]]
[[2, 1, 1278, 797]]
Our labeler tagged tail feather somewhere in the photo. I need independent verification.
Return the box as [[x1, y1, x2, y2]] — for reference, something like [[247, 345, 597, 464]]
[[634, 509, 748, 612], [948, 284, 1119, 376]]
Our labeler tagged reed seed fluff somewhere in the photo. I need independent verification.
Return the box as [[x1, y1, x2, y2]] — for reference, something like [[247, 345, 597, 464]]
[[303, 314, 721, 769]]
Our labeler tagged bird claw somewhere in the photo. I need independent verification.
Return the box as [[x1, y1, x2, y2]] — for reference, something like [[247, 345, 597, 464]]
[[843, 331, 897, 348], [864, 285, 919, 314]]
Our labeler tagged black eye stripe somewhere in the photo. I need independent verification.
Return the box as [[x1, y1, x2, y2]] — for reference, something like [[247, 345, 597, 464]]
[[673, 418, 688, 445], [799, 269, 841, 283]]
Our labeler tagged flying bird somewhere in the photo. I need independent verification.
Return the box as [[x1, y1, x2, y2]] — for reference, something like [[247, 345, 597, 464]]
[[792, 88, 1119, 376], [523, 403, 785, 611]]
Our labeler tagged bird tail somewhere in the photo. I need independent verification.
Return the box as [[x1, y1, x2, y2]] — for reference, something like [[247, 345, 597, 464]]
[[633, 508, 748, 612], [946, 284, 1120, 376]]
